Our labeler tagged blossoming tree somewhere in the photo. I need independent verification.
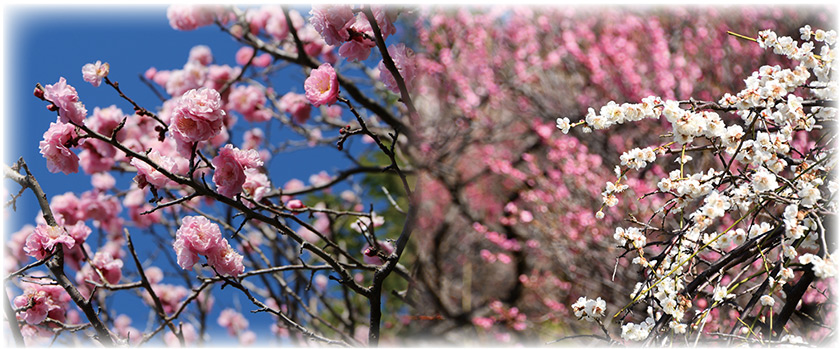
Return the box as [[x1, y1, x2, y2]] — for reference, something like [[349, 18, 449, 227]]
[[6, 4, 417, 346]]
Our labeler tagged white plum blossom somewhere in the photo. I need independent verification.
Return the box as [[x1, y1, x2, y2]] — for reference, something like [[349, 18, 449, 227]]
[[799, 254, 837, 279], [760, 295, 775, 307], [571, 296, 607, 322], [621, 317, 655, 341], [555, 117, 571, 134], [751, 167, 779, 193]]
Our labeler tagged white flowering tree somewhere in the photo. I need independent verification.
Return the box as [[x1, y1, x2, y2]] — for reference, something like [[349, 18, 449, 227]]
[[562, 26, 837, 345]]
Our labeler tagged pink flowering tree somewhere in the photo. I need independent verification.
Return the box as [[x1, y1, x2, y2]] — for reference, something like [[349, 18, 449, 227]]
[[6, 4, 416, 347], [3, 3, 836, 347]]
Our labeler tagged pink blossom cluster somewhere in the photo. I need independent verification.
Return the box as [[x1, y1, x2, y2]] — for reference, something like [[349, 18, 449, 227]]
[[173, 216, 244, 276], [42, 77, 87, 124], [146, 46, 242, 97], [81, 105, 123, 173], [227, 84, 272, 122], [379, 43, 417, 94], [309, 5, 397, 62], [212, 144, 263, 198], [234, 46, 272, 68], [75, 251, 124, 298], [39, 118, 82, 174], [112, 314, 142, 345], [279, 92, 312, 124], [47, 190, 123, 236], [218, 308, 256, 344], [167, 5, 229, 31], [23, 224, 75, 260], [169, 87, 226, 143], [13, 281, 70, 325], [242, 168, 271, 206], [471, 300, 527, 332]]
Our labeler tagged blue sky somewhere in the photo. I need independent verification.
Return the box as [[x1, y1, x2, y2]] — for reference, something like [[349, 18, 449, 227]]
[[2, 4, 374, 345]]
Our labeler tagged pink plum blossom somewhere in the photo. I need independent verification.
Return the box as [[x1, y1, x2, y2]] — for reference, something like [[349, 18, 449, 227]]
[[227, 84, 271, 122], [39, 118, 81, 174], [13, 283, 69, 325], [286, 199, 305, 210], [169, 87, 226, 143], [42, 77, 87, 124], [379, 43, 416, 94], [308, 5, 355, 46], [218, 308, 250, 336], [279, 92, 312, 123], [167, 5, 218, 31], [91, 172, 116, 191], [206, 243, 245, 276], [252, 53, 273, 68], [235, 46, 256, 66], [240, 330, 257, 345], [362, 241, 394, 265], [76, 251, 124, 297], [242, 168, 271, 204], [50, 192, 82, 225], [144, 67, 157, 80], [242, 128, 264, 150], [204, 64, 241, 92], [166, 61, 206, 97], [64, 220, 91, 247], [164, 322, 198, 347], [147, 283, 188, 315], [265, 7, 289, 40], [173, 216, 245, 276], [212, 144, 263, 198], [23, 224, 75, 260], [175, 215, 224, 257], [189, 45, 213, 65], [131, 149, 176, 189], [81, 61, 109, 87], [304, 63, 340, 107]]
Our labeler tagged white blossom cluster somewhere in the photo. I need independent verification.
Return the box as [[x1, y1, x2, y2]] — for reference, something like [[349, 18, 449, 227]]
[[571, 296, 607, 322], [614, 226, 646, 249], [620, 147, 657, 170], [601, 180, 629, 207], [620, 316, 655, 341], [799, 253, 838, 279], [567, 25, 837, 343]]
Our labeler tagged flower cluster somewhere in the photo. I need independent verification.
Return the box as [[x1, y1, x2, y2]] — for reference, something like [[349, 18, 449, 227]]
[[309, 5, 397, 61], [43, 77, 88, 124], [169, 87, 226, 144], [13, 282, 70, 325], [23, 224, 75, 260], [212, 144, 263, 198], [621, 316, 655, 341], [571, 296, 606, 322], [379, 43, 417, 94], [227, 84, 272, 123], [173, 216, 244, 276], [39, 118, 82, 174]]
